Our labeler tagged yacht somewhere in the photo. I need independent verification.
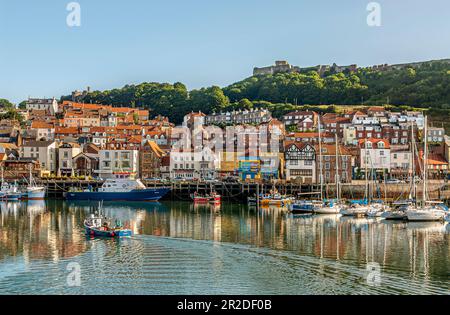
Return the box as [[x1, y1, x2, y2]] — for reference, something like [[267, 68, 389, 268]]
[[314, 200, 341, 214], [405, 117, 448, 222], [382, 203, 408, 220], [340, 203, 370, 217]]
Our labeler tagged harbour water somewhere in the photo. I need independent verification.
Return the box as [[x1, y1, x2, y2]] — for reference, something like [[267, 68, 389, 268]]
[[0, 200, 448, 295]]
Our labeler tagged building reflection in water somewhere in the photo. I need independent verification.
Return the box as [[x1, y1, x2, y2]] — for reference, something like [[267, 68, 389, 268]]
[[0, 200, 87, 267], [0, 201, 448, 286]]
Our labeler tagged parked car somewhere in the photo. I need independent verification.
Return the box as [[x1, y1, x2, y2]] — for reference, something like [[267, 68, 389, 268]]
[[386, 179, 404, 184]]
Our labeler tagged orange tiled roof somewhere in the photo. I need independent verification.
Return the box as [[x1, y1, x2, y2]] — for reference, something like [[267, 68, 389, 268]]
[[55, 127, 79, 134], [31, 121, 54, 129], [427, 154, 448, 165], [358, 138, 390, 149]]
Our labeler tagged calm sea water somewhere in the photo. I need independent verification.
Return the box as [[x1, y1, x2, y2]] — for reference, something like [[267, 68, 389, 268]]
[[0, 200, 448, 295]]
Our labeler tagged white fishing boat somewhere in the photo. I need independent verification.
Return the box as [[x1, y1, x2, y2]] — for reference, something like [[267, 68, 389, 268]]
[[26, 166, 46, 200]]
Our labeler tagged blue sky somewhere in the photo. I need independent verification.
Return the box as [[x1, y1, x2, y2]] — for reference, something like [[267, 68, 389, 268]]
[[1, 0, 450, 103]]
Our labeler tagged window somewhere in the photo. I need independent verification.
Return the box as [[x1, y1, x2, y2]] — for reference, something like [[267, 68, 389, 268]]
[[291, 169, 312, 176], [305, 160, 313, 166]]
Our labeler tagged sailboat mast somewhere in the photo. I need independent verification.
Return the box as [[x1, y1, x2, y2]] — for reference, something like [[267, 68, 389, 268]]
[[335, 134, 339, 201], [365, 139, 369, 204], [422, 116, 428, 204], [318, 118, 323, 201], [411, 120, 416, 203]]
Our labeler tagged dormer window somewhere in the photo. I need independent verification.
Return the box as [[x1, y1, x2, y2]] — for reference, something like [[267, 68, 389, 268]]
[[378, 142, 385, 149]]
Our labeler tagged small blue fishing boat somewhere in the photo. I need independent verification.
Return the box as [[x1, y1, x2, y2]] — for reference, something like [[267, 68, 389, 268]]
[[289, 200, 322, 214], [84, 214, 132, 238]]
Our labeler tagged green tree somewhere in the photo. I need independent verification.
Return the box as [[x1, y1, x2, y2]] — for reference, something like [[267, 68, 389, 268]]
[[0, 99, 14, 109]]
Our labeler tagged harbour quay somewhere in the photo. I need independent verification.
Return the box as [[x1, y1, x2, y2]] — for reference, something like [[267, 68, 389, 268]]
[[36, 179, 450, 203]]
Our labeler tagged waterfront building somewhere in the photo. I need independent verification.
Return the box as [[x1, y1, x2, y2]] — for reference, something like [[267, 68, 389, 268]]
[[390, 146, 412, 179], [73, 152, 99, 177], [238, 156, 261, 181], [284, 142, 316, 183], [0, 158, 40, 180], [140, 140, 165, 179], [426, 153, 449, 178], [20, 140, 57, 176], [260, 152, 284, 180], [359, 138, 391, 178], [98, 141, 140, 179], [58, 142, 82, 176], [315, 144, 352, 184]]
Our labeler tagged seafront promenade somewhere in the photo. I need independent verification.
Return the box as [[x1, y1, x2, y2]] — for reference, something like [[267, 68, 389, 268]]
[[32, 179, 450, 202]]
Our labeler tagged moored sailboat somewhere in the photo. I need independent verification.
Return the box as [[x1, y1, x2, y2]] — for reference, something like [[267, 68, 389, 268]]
[[406, 116, 447, 222]]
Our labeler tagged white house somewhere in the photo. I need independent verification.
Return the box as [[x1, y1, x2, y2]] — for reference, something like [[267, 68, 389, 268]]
[[20, 140, 57, 175], [390, 147, 412, 179], [30, 121, 55, 141], [359, 139, 391, 175], [169, 148, 218, 180], [58, 142, 82, 176], [98, 148, 140, 179], [26, 98, 58, 115]]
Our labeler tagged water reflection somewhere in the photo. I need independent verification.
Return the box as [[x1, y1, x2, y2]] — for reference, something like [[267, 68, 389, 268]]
[[0, 201, 448, 295]]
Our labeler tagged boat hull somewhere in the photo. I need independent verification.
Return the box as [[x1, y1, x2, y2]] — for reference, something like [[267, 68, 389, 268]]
[[25, 190, 46, 200], [406, 209, 446, 222], [290, 204, 316, 214], [314, 206, 341, 214], [382, 211, 407, 220], [65, 188, 170, 201], [85, 226, 132, 238]]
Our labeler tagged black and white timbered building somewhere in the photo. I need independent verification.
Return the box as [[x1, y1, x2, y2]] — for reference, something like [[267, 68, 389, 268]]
[[284, 142, 317, 183]]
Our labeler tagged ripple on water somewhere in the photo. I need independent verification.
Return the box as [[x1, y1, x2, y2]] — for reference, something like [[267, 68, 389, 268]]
[[0, 235, 448, 295]]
